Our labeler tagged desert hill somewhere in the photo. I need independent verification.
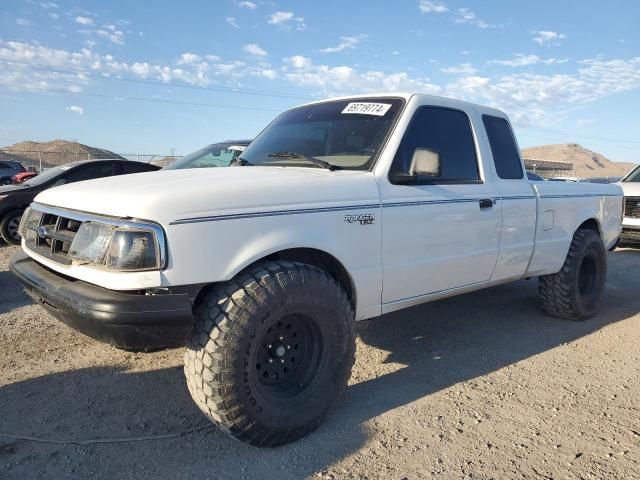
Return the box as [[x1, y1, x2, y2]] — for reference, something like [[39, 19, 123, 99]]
[[0, 140, 124, 170], [521, 143, 636, 179]]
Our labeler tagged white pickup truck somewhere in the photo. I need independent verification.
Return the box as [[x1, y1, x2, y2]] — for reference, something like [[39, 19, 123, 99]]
[[11, 93, 623, 447]]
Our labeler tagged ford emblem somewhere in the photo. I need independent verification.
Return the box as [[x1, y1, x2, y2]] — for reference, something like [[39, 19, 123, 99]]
[[37, 226, 48, 238]]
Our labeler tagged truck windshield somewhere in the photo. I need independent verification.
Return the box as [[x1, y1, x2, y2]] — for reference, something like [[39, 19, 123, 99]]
[[622, 165, 640, 182], [165, 142, 248, 170], [238, 98, 404, 171]]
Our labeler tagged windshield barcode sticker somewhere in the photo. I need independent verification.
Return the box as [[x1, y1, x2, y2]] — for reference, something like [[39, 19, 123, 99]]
[[341, 102, 392, 116]]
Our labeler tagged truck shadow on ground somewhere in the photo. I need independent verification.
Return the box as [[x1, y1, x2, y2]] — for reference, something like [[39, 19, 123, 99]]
[[0, 271, 32, 314], [1, 250, 639, 479]]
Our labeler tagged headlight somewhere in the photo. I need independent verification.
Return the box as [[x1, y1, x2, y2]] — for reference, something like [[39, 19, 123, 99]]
[[69, 222, 115, 264], [106, 229, 160, 271], [69, 222, 165, 272]]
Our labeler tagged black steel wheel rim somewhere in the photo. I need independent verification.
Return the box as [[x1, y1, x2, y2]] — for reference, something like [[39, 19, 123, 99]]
[[255, 314, 322, 398]]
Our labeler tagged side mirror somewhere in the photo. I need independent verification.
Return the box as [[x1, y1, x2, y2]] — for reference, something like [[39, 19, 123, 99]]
[[410, 147, 440, 177]]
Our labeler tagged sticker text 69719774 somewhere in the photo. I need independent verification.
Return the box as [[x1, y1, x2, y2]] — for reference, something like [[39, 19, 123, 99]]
[[341, 102, 392, 117]]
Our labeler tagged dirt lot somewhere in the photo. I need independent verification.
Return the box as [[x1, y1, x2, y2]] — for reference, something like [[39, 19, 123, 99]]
[[0, 243, 639, 480]]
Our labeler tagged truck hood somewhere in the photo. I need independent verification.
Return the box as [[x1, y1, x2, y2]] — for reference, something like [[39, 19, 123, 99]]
[[618, 181, 640, 197], [33, 167, 380, 226]]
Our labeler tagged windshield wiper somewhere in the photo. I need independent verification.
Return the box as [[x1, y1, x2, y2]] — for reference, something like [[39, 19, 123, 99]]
[[267, 152, 341, 171], [230, 157, 253, 166]]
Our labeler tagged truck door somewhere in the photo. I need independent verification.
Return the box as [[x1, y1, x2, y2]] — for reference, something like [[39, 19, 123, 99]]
[[378, 105, 501, 304], [481, 114, 537, 281]]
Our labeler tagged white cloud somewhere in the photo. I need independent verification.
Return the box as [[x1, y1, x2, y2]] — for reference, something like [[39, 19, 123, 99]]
[[268, 11, 294, 25], [243, 43, 268, 57], [177, 52, 201, 65], [49, 12, 59, 20], [66, 105, 84, 114], [283, 57, 441, 95], [94, 27, 124, 45], [226, 16, 238, 28], [2, 39, 640, 133], [16, 18, 33, 26], [490, 54, 568, 67], [441, 63, 477, 75], [418, 1, 448, 13], [294, 17, 307, 31], [238, 1, 257, 9], [455, 8, 492, 29], [320, 35, 367, 54], [532, 30, 566, 46], [285, 55, 312, 69], [39, 2, 59, 8], [0, 40, 250, 92], [75, 16, 94, 26]]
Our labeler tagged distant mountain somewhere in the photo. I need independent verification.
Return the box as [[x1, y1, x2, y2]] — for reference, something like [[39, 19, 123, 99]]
[[0, 139, 125, 169], [521, 143, 636, 179]]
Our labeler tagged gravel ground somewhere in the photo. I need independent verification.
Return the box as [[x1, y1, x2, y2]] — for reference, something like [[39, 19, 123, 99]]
[[0, 242, 639, 479]]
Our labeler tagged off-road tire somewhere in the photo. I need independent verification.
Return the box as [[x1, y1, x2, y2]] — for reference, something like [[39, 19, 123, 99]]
[[184, 261, 356, 447], [0, 210, 24, 245], [539, 228, 607, 321]]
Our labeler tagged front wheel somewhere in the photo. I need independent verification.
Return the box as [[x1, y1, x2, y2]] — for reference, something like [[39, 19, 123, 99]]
[[539, 228, 607, 321], [0, 210, 24, 245], [184, 261, 355, 447]]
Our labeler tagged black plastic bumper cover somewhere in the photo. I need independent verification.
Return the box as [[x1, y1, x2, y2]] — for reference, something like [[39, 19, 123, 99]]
[[10, 252, 196, 351]]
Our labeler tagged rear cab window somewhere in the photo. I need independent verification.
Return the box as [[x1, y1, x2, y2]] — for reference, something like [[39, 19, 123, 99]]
[[482, 115, 524, 180]]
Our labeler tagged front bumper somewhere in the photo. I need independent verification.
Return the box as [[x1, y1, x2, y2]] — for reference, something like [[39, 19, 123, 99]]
[[10, 252, 198, 351], [621, 219, 640, 243]]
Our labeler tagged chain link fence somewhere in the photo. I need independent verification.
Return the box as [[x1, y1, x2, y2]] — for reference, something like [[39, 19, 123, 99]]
[[0, 150, 182, 172]]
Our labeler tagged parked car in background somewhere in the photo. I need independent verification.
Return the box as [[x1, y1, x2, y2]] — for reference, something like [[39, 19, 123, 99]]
[[0, 159, 159, 245], [618, 164, 640, 244], [0, 160, 26, 185], [548, 176, 581, 182], [164, 140, 252, 170], [12, 171, 38, 184], [526, 171, 545, 181], [581, 176, 622, 184]]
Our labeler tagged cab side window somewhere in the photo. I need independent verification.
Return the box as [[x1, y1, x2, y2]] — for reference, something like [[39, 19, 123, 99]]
[[482, 115, 524, 180], [391, 106, 480, 183]]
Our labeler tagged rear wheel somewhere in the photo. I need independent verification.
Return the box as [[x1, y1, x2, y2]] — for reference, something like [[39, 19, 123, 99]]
[[539, 228, 607, 321], [184, 261, 355, 447], [0, 210, 24, 245]]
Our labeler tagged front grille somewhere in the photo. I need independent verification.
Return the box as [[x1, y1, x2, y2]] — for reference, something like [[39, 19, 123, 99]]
[[624, 196, 640, 219], [22, 208, 83, 265]]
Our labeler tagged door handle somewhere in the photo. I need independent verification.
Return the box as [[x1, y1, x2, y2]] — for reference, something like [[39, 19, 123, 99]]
[[479, 198, 494, 209]]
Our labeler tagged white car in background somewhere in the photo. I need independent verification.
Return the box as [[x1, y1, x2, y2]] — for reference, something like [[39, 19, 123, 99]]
[[618, 164, 640, 243], [548, 176, 581, 182]]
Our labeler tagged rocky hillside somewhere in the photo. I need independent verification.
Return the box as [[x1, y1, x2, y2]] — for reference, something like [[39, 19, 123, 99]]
[[0, 140, 124, 169], [521, 143, 636, 179]]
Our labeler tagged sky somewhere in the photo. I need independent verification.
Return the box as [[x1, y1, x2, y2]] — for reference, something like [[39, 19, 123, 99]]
[[0, 0, 639, 162]]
